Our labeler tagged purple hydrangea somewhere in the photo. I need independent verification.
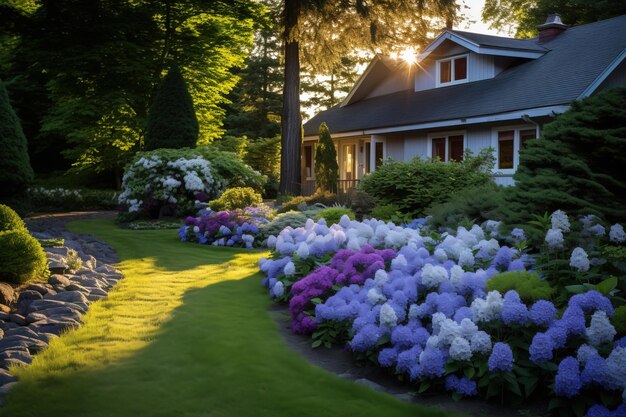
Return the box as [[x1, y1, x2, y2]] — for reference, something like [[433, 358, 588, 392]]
[[488, 342, 513, 372]]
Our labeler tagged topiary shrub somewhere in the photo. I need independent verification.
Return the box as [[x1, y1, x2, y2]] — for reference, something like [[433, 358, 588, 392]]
[[258, 211, 308, 241], [360, 149, 494, 217], [0, 229, 48, 284], [486, 271, 555, 302], [0, 204, 26, 232], [314, 123, 339, 193], [314, 207, 354, 226], [144, 66, 199, 150], [0, 80, 34, 213], [209, 187, 263, 211], [428, 183, 506, 230], [277, 191, 336, 213], [504, 86, 626, 224], [613, 305, 626, 337]]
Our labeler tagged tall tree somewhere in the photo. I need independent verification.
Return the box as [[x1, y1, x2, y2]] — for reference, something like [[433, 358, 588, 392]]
[[314, 122, 339, 193], [278, 0, 459, 195], [144, 66, 199, 150], [483, 0, 626, 37]]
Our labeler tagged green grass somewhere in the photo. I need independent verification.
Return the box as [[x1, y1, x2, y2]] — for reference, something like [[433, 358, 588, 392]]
[[1, 219, 447, 417]]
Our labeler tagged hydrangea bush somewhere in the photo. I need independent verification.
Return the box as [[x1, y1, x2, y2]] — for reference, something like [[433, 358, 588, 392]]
[[258, 210, 626, 416]]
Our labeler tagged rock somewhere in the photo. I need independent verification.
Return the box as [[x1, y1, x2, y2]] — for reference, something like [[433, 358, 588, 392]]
[[0, 335, 47, 354], [82, 255, 97, 270], [0, 369, 17, 386], [45, 247, 69, 257], [0, 322, 18, 332], [48, 291, 89, 306], [48, 274, 71, 287], [29, 318, 80, 336], [24, 283, 52, 296], [354, 378, 387, 392], [0, 357, 30, 369], [0, 312, 9, 321], [65, 284, 89, 294], [0, 304, 9, 314], [0, 328, 3, 339], [0, 284, 15, 306], [25, 311, 47, 323], [48, 261, 68, 275], [0, 348, 32, 364], [27, 299, 88, 315], [17, 289, 43, 304], [9, 314, 27, 326]]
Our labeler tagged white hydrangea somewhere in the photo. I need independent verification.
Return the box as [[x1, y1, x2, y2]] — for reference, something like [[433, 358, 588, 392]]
[[545, 228, 564, 249], [437, 318, 461, 346], [296, 242, 309, 259], [283, 261, 296, 277], [183, 172, 204, 191], [483, 220, 502, 237], [551, 210, 571, 232], [449, 337, 472, 361], [391, 254, 408, 270], [421, 264, 449, 289], [374, 269, 389, 286], [459, 318, 478, 339], [610, 224, 626, 243], [469, 331, 492, 353], [379, 303, 398, 327], [586, 311, 616, 347], [431, 312, 447, 334], [426, 335, 440, 349], [450, 265, 464, 285], [471, 291, 503, 323], [473, 239, 500, 257], [408, 304, 420, 320], [569, 247, 590, 272], [458, 248, 475, 268], [434, 248, 448, 262], [271, 281, 284, 297], [267, 235, 277, 248], [367, 288, 386, 305]]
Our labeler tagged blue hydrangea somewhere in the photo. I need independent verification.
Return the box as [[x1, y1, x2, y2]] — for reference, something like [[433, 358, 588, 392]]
[[492, 246, 515, 270], [469, 331, 492, 354], [615, 336, 626, 348], [529, 332, 554, 364], [554, 356, 582, 398], [488, 342, 513, 372], [605, 347, 626, 390], [560, 306, 587, 337], [444, 375, 478, 397], [350, 324, 383, 352], [577, 344, 599, 366], [453, 307, 473, 323], [581, 353, 608, 386], [547, 323, 569, 349], [396, 345, 422, 373], [502, 291, 529, 325], [511, 228, 526, 242], [419, 347, 445, 379], [529, 300, 557, 327], [378, 347, 398, 367], [569, 291, 614, 316]]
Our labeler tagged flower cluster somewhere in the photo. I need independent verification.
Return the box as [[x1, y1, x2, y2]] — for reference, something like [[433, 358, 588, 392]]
[[179, 207, 268, 248]]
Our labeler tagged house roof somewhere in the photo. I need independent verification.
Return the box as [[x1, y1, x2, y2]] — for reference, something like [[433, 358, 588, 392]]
[[446, 30, 548, 52], [303, 15, 626, 137]]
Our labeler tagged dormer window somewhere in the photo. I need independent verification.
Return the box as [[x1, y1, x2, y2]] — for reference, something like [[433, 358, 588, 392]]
[[436, 55, 468, 87]]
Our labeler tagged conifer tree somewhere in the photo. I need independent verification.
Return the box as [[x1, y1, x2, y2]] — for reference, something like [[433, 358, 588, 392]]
[[0, 80, 33, 212], [314, 122, 339, 193], [505, 86, 626, 223], [144, 66, 199, 150]]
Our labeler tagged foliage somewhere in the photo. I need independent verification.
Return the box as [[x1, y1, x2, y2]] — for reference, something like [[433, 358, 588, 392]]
[[344, 189, 377, 221], [277, 191, 337, 213], [370, 204, 402, 221], [37, 238, 65, 248], [1, 0, 261, 179], [244, 136, 281, 197], [125, 220, 182, 230], [66, 248, 82, 272], [210, 135, 249, 159], [144, 66, 199, 151], [0, 204, 26, 232], [258, 211, 308, 241], [505, 87, 626, 224], [29, 187, 117, 211], [179, 206, 271, 248], [194, 146, 265, 191], [314, 207, 354, 226], [613, 306, 626, 336], [209, 187, 263, 211], [314, 123, 339, 193], [118, 149, 222, 219], [360, 150, 495, 218], [0, 80, 33, 210], [482, 0, 626, 37], [486, 271, 556, 302], [428, 183, 506, 230], [0, 229, 48, 284]]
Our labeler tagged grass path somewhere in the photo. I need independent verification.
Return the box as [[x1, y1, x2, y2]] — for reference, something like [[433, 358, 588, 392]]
[[1, 219, 446, 417]]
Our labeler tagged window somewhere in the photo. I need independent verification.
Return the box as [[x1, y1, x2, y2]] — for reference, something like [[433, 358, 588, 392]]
[[430, 133, 465, 162], [303, 144, 314, 179], [494, 127, 539, 171], [498, 131, 514, 169], [375, 142, 384, 168], [437, 55, 468, 86]]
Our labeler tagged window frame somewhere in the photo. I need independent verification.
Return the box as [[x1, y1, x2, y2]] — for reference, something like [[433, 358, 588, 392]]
[[302, 141, 316, 180], [426, 130, 467, 162], [491, 125, 540, 174], [436, 54, 469, 87]]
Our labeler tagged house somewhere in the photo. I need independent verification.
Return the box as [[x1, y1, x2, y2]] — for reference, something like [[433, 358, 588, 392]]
[[301, 14, 626, 194]]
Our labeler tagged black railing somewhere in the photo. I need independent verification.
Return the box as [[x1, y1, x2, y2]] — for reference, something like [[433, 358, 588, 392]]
[[301, 179, 360, 196]]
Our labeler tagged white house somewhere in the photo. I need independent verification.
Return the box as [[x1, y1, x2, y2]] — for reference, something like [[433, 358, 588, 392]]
[[301, 14, 626, 194]]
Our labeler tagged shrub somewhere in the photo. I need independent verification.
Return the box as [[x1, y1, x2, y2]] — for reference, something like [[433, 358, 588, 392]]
[[360, 149, 494, 217], [486, 271, 555, 302], [0, 229, 48, 284], [0, 204, 26, 232], [612, 305, 626, 336], [314, 207, 354, 226], [0, 80, 33, 212], [244, 137, 281, 198], [211, 135, 249, 158], [258, 211, 308, 240], [209, 187, 263, 211], [195, 147, 265, 191], [118, 149, 222, 218], [30, 187, 117, 211], [278, 191, 336, 213], [505, 86, 626, 224], [66, 249, 82, 272], [370, 204, 401, 221], [144, 66, 199, 150], [428, 183, 506, 230], [314, 123, 339, 193], [343, 190, 376, 220]]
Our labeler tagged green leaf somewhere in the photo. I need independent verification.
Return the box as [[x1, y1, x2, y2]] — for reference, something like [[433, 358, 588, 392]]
[[595, 276, 618, 295], [463, 367, 475, 380], [548, 397, 566, 411], [564, 285, 587, 294], [451, 392, 462, 402], [311, 339, 322, 348], [418, 381, 431, 394], [486, 382, 500, 399], [445, 363, 460, 373], [310, 297, 322, 305]]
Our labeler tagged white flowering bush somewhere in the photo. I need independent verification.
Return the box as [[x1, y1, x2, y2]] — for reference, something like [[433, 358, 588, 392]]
[[118, 149, 223, 218], [29, 187, 117, 210]]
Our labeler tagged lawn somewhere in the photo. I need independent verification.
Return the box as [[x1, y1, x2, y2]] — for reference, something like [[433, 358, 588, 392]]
[[1, 219, 447, 417]]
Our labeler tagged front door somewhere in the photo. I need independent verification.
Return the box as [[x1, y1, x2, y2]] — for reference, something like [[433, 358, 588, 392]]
[[342, 143, 356, 181]]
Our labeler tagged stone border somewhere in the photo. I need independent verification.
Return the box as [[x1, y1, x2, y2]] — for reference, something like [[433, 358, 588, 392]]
[[0, 212, 123, 404]]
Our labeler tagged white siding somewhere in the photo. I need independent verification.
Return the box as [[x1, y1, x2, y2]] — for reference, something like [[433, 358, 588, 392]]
[[386, 138, 405, 160], [415, 50, 496, 92], [415, 61, 437, 92], [468, 52, 495, 82], [404, 134, 428, 160], [364, 70, 413, 99], [495, 176, 515, 186], [465, 126, 493, 154]]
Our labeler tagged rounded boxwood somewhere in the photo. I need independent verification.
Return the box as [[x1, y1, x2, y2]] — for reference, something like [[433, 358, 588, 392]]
[[0, 204, 26, 232], [0, 229, 48, 284], [486, 271, 555, 302], [209, 187, 263, 211]]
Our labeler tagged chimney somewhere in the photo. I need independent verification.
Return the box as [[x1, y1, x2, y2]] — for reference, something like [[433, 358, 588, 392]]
[[537, 14, 568, 43]]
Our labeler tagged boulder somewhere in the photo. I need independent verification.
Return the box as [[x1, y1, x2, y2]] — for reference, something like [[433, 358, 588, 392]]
[[82, 255, 97, 270], [29, 318, 80, 336], [0, 284, 15, 306], [24, 283, 52, 296], [0, 369, 17, 386], [26, 299, 87, 315], [0, 312, 8, 321], [17, 289, 43, 304], [48, 274, 71, 287], [0, 357, 30, 369], [48, 291, 89, 306], [45, 247, 69, 257], [8, 313, 27, 326], [48, 261, 68, 275], [0, 348, 31, 363], [0, 335, 47, 354], [65, 284, 89, 294]]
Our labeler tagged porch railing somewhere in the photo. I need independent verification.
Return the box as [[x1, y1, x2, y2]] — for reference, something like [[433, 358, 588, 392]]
[[301, 179, 360, 196]]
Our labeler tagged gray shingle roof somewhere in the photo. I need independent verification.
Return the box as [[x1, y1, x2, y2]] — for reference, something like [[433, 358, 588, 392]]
[[303, 15, 626, 136], [448, 30, 549, 52]]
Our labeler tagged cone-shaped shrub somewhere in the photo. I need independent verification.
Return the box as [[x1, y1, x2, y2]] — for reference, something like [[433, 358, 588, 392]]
[[144, 66, 199, 150], [0, 80, 34, 211], [314, 122, 339, 193]]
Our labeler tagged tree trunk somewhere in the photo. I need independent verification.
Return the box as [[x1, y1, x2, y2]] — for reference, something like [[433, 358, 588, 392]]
[[279, 0, 301, 196]]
